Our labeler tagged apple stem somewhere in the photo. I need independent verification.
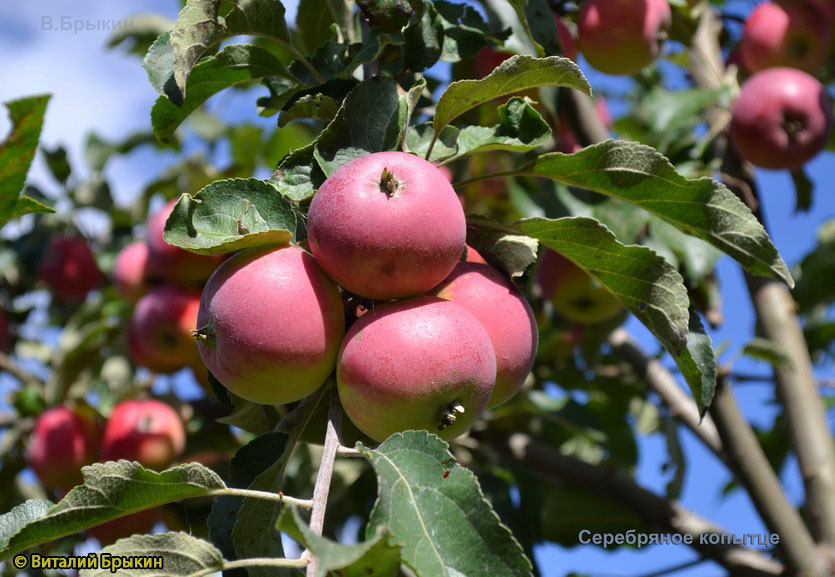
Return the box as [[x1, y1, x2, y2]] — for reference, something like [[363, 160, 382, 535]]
[[379, 167, 401, 197], [192, 325, 216, 346]]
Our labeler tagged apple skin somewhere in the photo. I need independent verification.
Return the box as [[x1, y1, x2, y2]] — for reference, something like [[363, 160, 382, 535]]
[[38, 236, 103, 302], [113, 241, 150, 303], [537, 249, 624, 324], [101, 399, 186, 471], [559, 97, 612, 154], [730, 67, 832, 170], [86, 509, 159, 546], [28, 408, 99, 491], [307, 152, 466, 300], [146, 200, 225, 287], [128, 286, 201, 374], [337, 295, 496, 442], [578, 0, 671, 75], [431, 262, 538, 409], [197, 245, 345, 405], [740, 1, 831, 74], [465, 245, 488, 264]]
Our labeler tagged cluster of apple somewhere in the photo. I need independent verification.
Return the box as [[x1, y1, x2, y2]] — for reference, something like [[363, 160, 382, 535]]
[[26, 399, 185, 544], [113, 201, 224, 384], [195, 152, 540, 442]]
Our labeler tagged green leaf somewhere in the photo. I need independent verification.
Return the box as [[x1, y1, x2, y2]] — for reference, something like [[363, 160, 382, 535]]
[[0, 462, 225, 561], [9, 196, 54, 220], [85, 131, 174, 172], [433, 55, 589, 138], [314, 76, 405, 175], [163, 179, 297, 255], [287, 507, 401, 577], [506, 0, 556, 56], [271, 142, 326, 202], [225, 0, 293, 42], [107, 12, 175, 58], [433, 1, 510, 62], [741, 337, 794, 369], [648, 215, 723, 281], [152, 44, 293, 142], [404, 2, 445, 72], [791, 167, 813, 213], [359, 431, 533, 577], [42, 145, 71, 184], [455, 97, 551, 158], [209, 433, 288, 572], [0, 500, 52, 550], [278, 93, 341, 127], [0, 95, 53, 225], [79, 533, 223, 577], [404, 123, 459, 162], [793, 219, 835, 312], [516, 140, 793, 287], [296, 0, 338, 54]]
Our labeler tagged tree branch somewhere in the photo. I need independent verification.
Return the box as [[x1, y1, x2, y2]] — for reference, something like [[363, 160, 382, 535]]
[[473, 430, 784, 577], [608, 329, 726, 464], [305, 387, 341, 577], [688, 7, 835, 553], [0, 351, 44, 390]]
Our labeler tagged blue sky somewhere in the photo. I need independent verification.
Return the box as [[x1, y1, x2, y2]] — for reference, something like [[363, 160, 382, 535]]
[[1, 1, 833, 576]]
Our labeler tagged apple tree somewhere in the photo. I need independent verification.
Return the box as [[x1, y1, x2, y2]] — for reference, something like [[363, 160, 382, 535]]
[[0, 0, 834, 576]]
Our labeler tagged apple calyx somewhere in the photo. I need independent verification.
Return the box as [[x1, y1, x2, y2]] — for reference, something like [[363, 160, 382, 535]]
[[437, 401, 466, 431], [192, 325, 216, 347], [379, 167, 402, 197]]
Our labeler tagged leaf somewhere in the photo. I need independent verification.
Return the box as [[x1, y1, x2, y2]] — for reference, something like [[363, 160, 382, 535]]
[[433, 1, 509, 62], [0, 462, 225, 561], [225, 0, 293, 41], [433, 55, 589, 137], [271, 142, 326, 202], [314, 76, 405, 175], [506, 0, 556, 56], [42, 145, 71, 184], [359, 431, 533, 577], [209, 433, 288, 574], [278, 93, 341, 127], [455, 97, 551, 158], [287, 507, 401, 577], [357, 0, 414, 31], [9, 196, 54, 220], [793, 219, 835, 312], [79, 533, 223, 577], [648, 215, 723, 281], [296, 0, 338, 54], [404, 123, 459, 162], [0, 95, 53, 225], [741, 338, 794, 369], [466, 217, 539, 280], [403, 2, 445, 72], [152, 44, 293, 142], [163, 179, 297, 255], [472, 216, 716, 414], [107, 12, 175, 58], [516, 140, 793, 287], [791, 167, 813, 213], [0, 500, 52, 550]]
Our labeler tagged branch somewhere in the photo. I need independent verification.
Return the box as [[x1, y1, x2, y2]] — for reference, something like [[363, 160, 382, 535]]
[[209, 488, 313, 509], [0, 351, 45, 390], [305, 387, 341, 577], [689, 7, 835, 553], [473, 430, 784, 577], [608, 329, 726, 464]]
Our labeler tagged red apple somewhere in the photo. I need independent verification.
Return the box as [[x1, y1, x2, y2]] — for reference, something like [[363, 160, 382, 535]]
[[86, 509, 159, 546], [101, 399, 186, 470], [38, 236, 102, 302], [740, 1, 831, 74], [730, 67, 832, 170], [431, 262, 538, 408], [307, 152, 466, 300], [578, 0, 671, 75], [128, 286, 201, 374], [28, 408, 99, 490], [537, 249, 624, 324], [146, 200, 224, 287], [555, 14, 577, 60], [338, 296, 496, 442], [197, 245, 345, 405], [465, 245, 488, 264], [113, 241, 150, 303]]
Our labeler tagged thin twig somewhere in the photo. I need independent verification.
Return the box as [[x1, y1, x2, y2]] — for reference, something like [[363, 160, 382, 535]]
[[473, 430, 784, 576], [608, 329, 726, 464], [305, 387, 342, 577], [210, 488, 314, 509], [0, 351, 45, 389]]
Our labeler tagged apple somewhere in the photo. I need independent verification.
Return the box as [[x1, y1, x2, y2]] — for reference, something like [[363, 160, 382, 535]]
[[465, 245, 488, 264], [38, 236, 102, 302], [28, 408, 99, 490], [197, 244, 345, 405], [146, 200, 225, 287], [307, 152, 466, 300], [559, 97, 612, 154], [113, 241, 150, 303], [578, 0, 671, 75], [537, 249, 624, 324], [86, 509, 159, 546], [128, 286, 201, 374], [740, 1, 830, 74], [431, 262, 538, 409], [730, 67, 832, 170], [337, 295, 496, 442], [100, 399, 186, 470]]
